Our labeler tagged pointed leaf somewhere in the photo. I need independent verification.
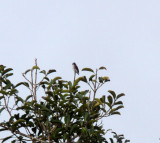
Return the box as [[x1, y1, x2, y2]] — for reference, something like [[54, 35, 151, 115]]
[[2, 135, 13, 143], [99, 77, 103, 83], [40, 70, 46, 75], [0, 107, 5, 114], [114, 101, 123, 105], [24, 69, 31, 74], [89, 74, 95, 81], [117, 93, 125, 99], [109, 138, 114, 143], [82, 68, 94, 73], [5, 73, 13, 78], [2, 68, 13, 76], [111, 112, 121, 115], [108, 90, 116, 99], [107, 96, 113, 105], [99, 66, 107, 70], [47, 69, 56, 75], [52, 77, 62, 83]]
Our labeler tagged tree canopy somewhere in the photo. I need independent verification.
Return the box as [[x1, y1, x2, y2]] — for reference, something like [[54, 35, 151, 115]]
[[0, 60, 130, 143]]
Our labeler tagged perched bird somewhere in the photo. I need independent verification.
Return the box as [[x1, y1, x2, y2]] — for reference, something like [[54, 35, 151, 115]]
[[72, 62, 79, 75]]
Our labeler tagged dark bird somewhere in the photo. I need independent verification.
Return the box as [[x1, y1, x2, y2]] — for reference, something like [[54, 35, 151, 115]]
[[72, 62, 79, 75]]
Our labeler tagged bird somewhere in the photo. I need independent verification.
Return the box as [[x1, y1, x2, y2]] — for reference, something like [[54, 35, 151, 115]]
[[72, 62, 79, 75]]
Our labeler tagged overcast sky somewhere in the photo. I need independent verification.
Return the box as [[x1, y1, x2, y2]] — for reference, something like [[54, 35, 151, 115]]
[[0, 1, 160, 143]]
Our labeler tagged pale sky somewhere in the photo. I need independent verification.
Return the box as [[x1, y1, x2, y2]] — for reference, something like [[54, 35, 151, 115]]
[[0, 1, 160, 143]]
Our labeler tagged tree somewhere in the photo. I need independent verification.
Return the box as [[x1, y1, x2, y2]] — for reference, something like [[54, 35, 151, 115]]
[[0, 60, 130, 143]]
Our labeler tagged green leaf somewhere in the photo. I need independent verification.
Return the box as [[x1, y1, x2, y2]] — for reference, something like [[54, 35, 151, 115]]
[[40, 70, 46, 75], [111, 112, 121, 115], [84, 112, 89, 121], [10, 89, 18, 95], [82, 68, 94, 73], [110, 106, 124, 113], [0, 90, 7, 95], [100, 95, 105, 103], [0, 128, 8, 132], [5, 73, 13, 78], [89, 74, 95, 81], [47, 69, 56, 75], [81, 76, 87, 83], [107, 96, 113, 105], [72, 77, 86, 88], [0, 107, 5, 114], [15, 82, 29, 88], [125, 139, 130, 143], [32, 66, 40, 70], [65, 115, 70, 126], [114, 101, 123, 105], [94, 102, 100, 107], [117, 93, 125, 99], [115, 105, 124, 110], [13, 119, 25, 126], [106, 102, 111, 108], [109, 138, 114, 143], [99, 66, 107, 70], [52, 77, 62, 83], [99, 77, 103, 83], [25, 95, 33, 101], [24, 69, 31, 74], [2, 68, 13, 76], [103, 76, 110, 82], [2, 135, 13, 143], [70, 124, 77, 134], [95, 98, 103, 104], [15, 96, 24, 103], [108, 90, 116, 99]]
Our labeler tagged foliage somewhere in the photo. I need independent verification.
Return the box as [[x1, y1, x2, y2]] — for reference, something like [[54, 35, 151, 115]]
[[0, 61, 129, 143]]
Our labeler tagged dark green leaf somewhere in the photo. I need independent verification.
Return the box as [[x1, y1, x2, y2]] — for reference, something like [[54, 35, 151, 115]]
[[15, 82, 29, 88], [13, 119, 25, 126], [40, 70, 46, 75], [24, 69, 31, 74], [0, 107, 5, 114], [25, 95, 33, 101], [0, 90, 7, 95], [47, 69, 56, 75], [5, 73, 13, 78], [89, 74, 95, 81], [0, 128, 8, 132], [117, 93, 125, 99], [99, 77, 103, 83], [114, 101, 123, 105], [0, 96, 4, 100], [2, 68, 13, 76], [82, 68, 94, 73], [109, 138, 114, 143], [111, 112, 121, 115], [70, 124, 77, 134], [108, 90, 116, 99], [107, 96, 113, 105], [2, 135, 13, 143]]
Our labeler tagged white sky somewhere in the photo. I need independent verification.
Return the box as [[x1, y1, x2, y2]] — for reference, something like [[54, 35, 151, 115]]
[[0, 1, 160, 143]]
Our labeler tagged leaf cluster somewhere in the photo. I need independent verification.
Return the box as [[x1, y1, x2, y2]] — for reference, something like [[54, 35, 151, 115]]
[[0, 64, 129, 143]]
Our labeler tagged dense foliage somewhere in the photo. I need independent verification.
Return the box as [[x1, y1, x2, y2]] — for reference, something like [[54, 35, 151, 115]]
[[0, 61, 130, 143]]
